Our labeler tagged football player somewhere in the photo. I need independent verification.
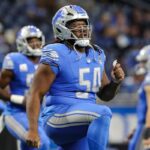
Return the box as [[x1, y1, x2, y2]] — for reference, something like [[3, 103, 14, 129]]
[[129, 45, 150, 150], [26, 5, 125, 150], [0, 25, 51, 150]]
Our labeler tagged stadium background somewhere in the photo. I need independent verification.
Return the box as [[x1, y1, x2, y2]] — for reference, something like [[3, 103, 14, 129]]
[[0, 0, 149, 149]]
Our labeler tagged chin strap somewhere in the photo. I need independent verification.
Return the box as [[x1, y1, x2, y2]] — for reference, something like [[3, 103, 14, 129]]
[[74, 39, 90, 47], [73, 44, 83, 61], [73, 42, 101, 63]]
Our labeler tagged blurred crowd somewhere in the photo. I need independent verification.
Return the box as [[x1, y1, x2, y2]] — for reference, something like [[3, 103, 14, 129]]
[[0, 0, 149, 94]]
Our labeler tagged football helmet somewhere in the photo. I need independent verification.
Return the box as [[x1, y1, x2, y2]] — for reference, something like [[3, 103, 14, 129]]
[[136, 45, 150, 71], [52, 5, 92, 47], [16, 25, 45, 56], [136, 45, 150, 62]]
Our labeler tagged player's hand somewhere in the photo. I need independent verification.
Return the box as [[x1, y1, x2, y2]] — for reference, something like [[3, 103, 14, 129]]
[[143, 139, 150, 149], [26, 130, 40, 148], [111, 60, 125, 83]]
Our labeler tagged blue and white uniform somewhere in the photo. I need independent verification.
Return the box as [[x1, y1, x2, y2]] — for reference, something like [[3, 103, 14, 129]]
[[0, 100, 6, 112], [41, 43, 112, 150], [2, 52, 50, 150], [0, 100, 6, 133], [129, 72, 150, 150]]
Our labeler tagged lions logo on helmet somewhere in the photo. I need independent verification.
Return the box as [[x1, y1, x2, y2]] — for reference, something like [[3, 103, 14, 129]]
[[52, 5, 92, 47], [16, 25, 45, 56]]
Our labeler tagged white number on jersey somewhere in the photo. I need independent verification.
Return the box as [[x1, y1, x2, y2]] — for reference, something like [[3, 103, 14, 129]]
[[76, 67, 101, 99], [26, 74, 34, 87]]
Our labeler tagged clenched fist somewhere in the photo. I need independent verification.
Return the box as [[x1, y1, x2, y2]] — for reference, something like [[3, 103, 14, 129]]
[[26, 130, 40, 148], [111, 60, 125, 83]]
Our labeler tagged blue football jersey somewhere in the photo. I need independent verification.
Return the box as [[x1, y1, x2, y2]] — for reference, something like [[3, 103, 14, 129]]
[[2, 52, 38, 112], [137, 72, 150, 123], [0, 100, 6, 111], [40, 43, 106, 105]]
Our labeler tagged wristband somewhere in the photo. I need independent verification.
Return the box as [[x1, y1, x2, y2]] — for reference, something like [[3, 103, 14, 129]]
[[10, 95, 24, 104], [143, 127, 150, 139], [111, 79, 121, 85]]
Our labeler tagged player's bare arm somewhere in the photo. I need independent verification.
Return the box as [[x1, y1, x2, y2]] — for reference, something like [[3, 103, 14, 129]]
[[97, 62, 125, 101], [143, 85, 150, 148], [0, 69, 13, 101], [26, 63, 56, 148], [145, 86, 150, 127], [0, 69, 13, 88], [0, 69, 26, 105]]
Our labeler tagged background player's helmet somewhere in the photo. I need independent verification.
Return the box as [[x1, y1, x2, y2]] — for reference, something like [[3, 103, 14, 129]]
[[136, 45, 150, 62], [52, 5, 92, 47], [136, 45, 150, 72], [16, 25, 45, 56]]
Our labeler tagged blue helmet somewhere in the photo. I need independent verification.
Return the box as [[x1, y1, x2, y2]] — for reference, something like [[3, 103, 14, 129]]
[[16, 25, 45, 56], [52, 5, 92, 47]]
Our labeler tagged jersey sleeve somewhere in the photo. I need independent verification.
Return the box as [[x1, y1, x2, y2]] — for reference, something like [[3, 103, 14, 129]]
[[101, 49, 106, 64], [94, 44, 106, 64], [40, 45, 60, 75], [2, 54, 14, 70]]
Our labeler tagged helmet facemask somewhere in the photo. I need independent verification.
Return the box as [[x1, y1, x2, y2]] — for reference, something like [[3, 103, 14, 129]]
[[25, 37, 43, 56], [66, 20, 92, 47]]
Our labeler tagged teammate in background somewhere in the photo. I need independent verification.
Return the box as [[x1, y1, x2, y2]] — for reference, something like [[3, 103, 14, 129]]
[[128, 45, 150, 150], [126, 64, 146, 142], [0, 99, 6, 132], [0, 25, 51, 150], [121, 63, 147, 93], [26, 5, 125, 150]]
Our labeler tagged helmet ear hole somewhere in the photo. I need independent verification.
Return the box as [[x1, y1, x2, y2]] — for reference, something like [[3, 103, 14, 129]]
[[56, 28, 61, 33], [67, 12, 73, 16]]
